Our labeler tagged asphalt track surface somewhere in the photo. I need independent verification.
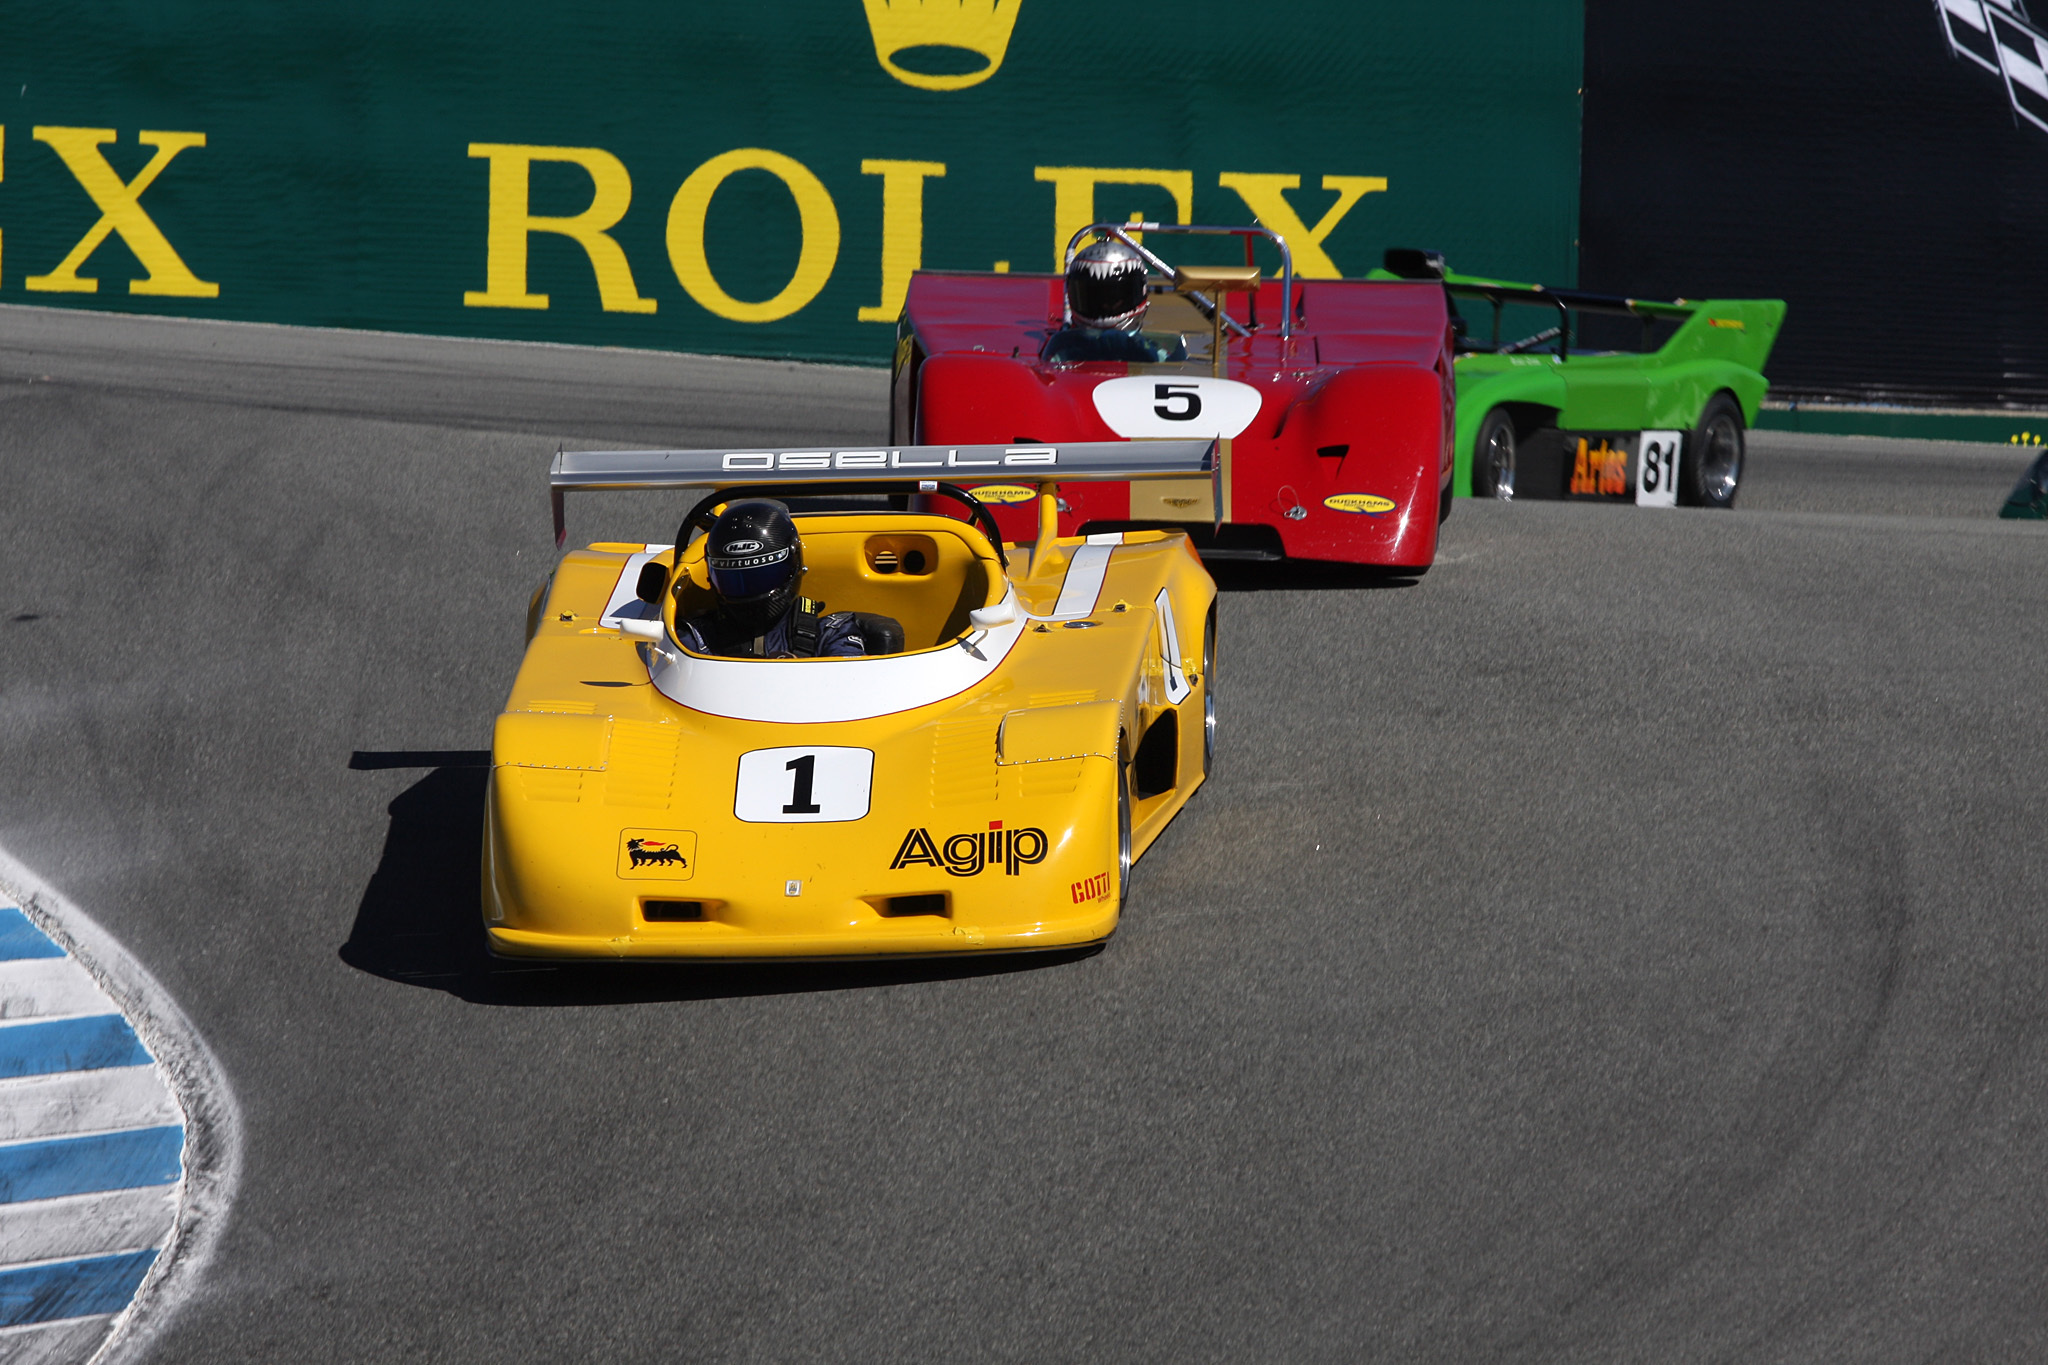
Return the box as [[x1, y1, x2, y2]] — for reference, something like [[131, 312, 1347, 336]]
[[2, 305, 2044, 1363]]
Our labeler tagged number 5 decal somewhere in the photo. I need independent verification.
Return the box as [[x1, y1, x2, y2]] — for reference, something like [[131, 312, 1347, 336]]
[[1091, 376, 1262, 438], [1154, 383, 1203, 420], [735, 746, 874, 823]]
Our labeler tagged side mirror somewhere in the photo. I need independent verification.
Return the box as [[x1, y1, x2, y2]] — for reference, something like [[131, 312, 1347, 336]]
[[968, 598, 1019, 629], [635, 561, 670, 604], [616, 618, 666, 642]]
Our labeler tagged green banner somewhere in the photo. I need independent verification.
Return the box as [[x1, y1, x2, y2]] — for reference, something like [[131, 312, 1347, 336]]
[[3, 2, 1581, 364]]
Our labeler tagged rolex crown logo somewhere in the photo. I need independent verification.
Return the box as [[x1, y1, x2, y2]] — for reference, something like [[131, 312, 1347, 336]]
[[862, 0, 1023, 91]]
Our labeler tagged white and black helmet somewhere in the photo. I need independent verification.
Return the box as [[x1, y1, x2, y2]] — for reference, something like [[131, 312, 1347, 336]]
[[1066, 238, 1150, 330]]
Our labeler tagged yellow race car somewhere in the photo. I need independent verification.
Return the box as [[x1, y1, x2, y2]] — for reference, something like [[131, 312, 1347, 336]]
[[483, 441, 1220, 960]]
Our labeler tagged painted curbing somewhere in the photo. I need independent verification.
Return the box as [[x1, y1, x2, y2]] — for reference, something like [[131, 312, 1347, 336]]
[[0, 851, 240, 1365]]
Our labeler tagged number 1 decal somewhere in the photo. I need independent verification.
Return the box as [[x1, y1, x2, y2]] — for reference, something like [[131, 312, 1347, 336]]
[[736, 747, 874, 823], [1636, 430, 1682, 509], [782, 754, 822, 814]]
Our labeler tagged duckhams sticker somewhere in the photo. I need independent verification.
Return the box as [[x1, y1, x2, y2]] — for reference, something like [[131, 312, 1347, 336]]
[[970, 484, 1038, 504], [891, 820, 1047, 876], [617, 829, 697, 879], [1323, 493, 1396, 515]]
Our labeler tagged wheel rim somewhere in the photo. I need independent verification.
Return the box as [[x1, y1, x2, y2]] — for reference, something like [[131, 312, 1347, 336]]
[[1202, 615, 1216, 778], [1697, 415, 1741, 502], [1484, 424, 1516, 501]]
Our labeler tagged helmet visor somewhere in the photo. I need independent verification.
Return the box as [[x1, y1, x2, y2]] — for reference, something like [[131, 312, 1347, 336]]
[[707, 545, 795, 600]]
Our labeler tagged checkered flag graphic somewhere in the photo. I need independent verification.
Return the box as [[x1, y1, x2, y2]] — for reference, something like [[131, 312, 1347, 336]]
[[1940, 0, 2048, 132]]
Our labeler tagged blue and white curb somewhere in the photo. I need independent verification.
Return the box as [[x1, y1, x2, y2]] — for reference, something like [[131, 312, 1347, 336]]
[[0, 851, 239, 1365]]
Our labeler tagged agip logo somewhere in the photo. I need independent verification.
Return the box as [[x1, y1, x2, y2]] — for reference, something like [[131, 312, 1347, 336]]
[[862, 0, 1023, 90], [891, 820, 1047, 876]]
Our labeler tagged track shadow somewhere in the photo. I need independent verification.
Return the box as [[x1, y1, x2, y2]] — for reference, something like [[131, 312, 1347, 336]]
[[339, 752, 1096, 1005], [1206, 559, 1423, 593]]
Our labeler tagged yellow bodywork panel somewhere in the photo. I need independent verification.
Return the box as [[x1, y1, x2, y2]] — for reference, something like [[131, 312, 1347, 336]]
[[998, 700, 1123, 765], [483, 511, 1215, 960]]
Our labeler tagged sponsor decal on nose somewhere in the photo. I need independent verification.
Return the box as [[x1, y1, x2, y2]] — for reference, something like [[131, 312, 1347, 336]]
[[890, 820, 1047, 877], [970, 484, 1038, 504], [1322, 493, 1396, 515], [1070, 871, 1112, 903], [617, 830, 697, 879]]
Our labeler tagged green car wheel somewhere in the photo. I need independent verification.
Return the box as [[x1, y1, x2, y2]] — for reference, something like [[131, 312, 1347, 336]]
[[1683, 393, 1744, 508], [1473, 408, 1517, 500]]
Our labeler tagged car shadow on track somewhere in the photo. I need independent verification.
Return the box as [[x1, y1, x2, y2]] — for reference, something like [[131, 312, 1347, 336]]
[[338, 753, 1095, 1006], [1204, 560, 1422, 592]]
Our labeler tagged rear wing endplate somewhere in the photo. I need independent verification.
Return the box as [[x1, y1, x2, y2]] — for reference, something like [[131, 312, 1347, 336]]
[[550, 440, 1217, 546]]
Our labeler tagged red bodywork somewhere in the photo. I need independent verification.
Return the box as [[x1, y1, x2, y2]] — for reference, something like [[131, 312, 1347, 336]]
[[893, 271, 1456, 567]]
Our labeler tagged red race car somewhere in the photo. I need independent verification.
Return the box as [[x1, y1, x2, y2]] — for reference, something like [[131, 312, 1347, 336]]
[[891, 223, 1456, 569]]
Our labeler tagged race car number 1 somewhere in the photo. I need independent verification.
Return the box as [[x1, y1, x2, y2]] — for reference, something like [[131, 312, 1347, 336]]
[[1636, 430, 1682, 508], [735, 746, 874, 823]]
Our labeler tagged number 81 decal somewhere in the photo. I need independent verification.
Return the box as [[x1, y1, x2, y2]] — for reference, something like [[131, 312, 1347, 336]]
[[1636, 430, 1682, 509], [735, 746, 874, 823]]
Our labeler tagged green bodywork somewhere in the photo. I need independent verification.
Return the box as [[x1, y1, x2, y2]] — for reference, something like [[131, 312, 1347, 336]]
[[1369, 265, 1786, 497]]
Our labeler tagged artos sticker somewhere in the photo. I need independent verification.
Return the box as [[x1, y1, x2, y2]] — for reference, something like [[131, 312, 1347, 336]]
[[970, 484, 1038, 505], [1570, 438, 1628, 497], [1071, 871, 1113, 903], [1323, 493, 1396, 515], [891, 820, 1048, 877], [617, 829, 697, 879]]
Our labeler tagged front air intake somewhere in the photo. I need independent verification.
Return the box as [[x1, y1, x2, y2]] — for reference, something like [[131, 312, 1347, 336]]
[[642, 899, 703, 921], [880, 894, 947, 918]]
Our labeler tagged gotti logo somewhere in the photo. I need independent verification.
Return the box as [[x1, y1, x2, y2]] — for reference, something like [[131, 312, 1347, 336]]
[[891, 820, 1047, 877], [1070, 870, 1112, 903]]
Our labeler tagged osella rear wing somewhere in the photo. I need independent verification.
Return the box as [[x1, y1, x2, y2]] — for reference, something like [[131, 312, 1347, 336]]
[[549, 440, 1218, 546]]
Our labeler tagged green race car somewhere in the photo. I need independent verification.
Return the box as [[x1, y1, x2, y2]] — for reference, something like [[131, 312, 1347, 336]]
[[1373, 250, 1785, 507]]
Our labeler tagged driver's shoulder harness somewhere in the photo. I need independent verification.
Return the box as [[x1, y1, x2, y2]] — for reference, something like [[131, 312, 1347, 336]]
[[779, 597, 829, 657]]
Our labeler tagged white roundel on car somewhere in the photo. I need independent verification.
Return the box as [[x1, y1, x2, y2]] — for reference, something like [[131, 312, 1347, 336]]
[[1090, 376, 1263, 439]]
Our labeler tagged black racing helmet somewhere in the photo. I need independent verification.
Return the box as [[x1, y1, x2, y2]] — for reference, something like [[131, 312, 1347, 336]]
[[704, 499, 802, 633], [1066, 237, 1150, 330]]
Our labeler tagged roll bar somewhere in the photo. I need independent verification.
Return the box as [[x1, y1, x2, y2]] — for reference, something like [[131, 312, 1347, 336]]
[[1061, 222, 1296, 340]]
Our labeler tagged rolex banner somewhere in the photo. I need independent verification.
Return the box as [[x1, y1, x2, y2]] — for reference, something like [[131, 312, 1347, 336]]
[[2, 2, 1582, 365]]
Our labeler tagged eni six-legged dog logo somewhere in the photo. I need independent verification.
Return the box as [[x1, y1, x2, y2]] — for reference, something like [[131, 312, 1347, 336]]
[[617, 830, 697, 879]]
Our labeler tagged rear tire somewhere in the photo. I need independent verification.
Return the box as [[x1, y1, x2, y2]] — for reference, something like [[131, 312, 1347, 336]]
[[1473, 409, 1517, 500], [1682, 394, 1744, 508]]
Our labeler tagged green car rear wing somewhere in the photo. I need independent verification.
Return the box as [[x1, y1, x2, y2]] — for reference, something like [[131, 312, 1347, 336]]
[[1374, 247, 1783, 375]]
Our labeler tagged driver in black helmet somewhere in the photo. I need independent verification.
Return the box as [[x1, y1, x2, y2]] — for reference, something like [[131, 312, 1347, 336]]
[[677, 499, 874, 658], [1042, 237, 1188, 365]]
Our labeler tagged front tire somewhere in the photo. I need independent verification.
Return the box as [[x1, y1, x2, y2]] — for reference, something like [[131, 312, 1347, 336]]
[[1473, 409, 1517, 500], [1114, 756, 1133, 915], [1682, 393, 1744, 508], [1201, 608, 1217, 782]]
